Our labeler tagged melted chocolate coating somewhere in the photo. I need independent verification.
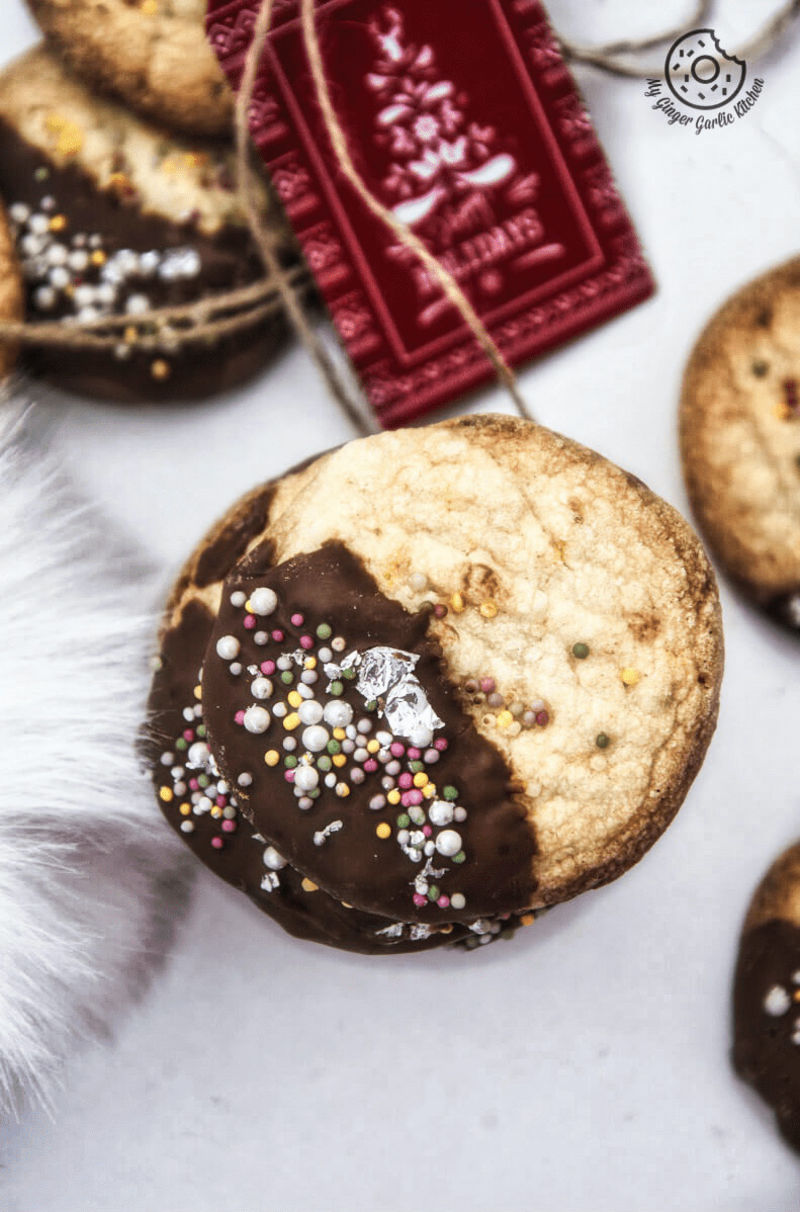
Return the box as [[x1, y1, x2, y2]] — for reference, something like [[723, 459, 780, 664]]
[[733, 919, 800, 1152], [0, 121, 287, 401], [204, 542, 537, 923], [145, 598, 462, 953]]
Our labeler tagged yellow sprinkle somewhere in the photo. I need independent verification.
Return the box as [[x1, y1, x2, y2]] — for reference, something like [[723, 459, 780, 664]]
[[45, 113, 85, 157], [422, 784, 436, 799], [336, 782, 350, 797], [301, 878, 318, 893], [366, 739, 381, 754], [264, 749, 280, 767], [193, 684, 202, 700], [387, 789, 401, 805], [333, 727, 346, 741], [48, 214, 67, 232], [332, 753, 347, 768], [449, 591, 465, 613], [496, 709, 514, 728], [413, 772, 428, 788], [141, 0, 158, 13], [150, 359, 171, 381], [179, 803, 191, 816], [283, 712, 300, 731], [158, 786, 173, 802], [376, 822, 392, 840], [304, 656, 317, 669], [287, 690, 302, 708], [520, 913, 536, 927], [621, 667, 641, 686], [91, 250, 106, 267], [479, 601, 498, 619], [210, 807, 222, 819]]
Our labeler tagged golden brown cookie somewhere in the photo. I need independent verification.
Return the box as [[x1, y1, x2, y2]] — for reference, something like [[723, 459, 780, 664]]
[[0, 201, 23, 381], [733, 843, 800, 1153], [26, 0, 231, 137], [0, 48, 291, 403], [681, 259, 800, 632], [146, 417, 723, 953]]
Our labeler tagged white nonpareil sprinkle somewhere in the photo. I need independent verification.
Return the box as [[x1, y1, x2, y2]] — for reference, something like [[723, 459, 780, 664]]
[[763, 984, 791, 1016], [434, 829, 462, 857], [249, 587, 278, 616], [263, 846, 287, 871], [216, 635, 240, 660], [244, 705, 270, 734]]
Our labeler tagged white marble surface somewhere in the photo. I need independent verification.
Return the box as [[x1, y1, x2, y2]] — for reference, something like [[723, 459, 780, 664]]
[[1, 3, 799, 1209]]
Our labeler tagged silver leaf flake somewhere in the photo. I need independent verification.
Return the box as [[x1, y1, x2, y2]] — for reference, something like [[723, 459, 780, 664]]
[[376, 922, 404, 938], [326, 646, 443, 740], [260, 872, 280, 893]]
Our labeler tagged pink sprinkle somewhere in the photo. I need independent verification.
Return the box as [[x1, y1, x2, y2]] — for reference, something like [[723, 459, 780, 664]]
[[189, 779, 199, 791], [390, 741, 405, 757], [413, 893, 427, 907], [433, 604, 447, 618], [408, 790, 423, 806], [261, 660, 276, 675], [290, 613, 304, 627], [234, 710, 245, 726], [536, 710, 550, 727], [434, 738, 448, 751], [243, 614, 256, 630], [216, 796, 226, 808], [363, 759, 378, 773], [437, 895, 450, 909], [398, 773, 413, 789], [480, 677, 496, 694], [284, 770, 295, 783], [422, 825, 432, 837], [299, 635, 314, 650], [221, 820, 236, 834], [182, 729, 194, 742], [272, 629, 284, 642], [407, 747, 421, 761], [210, 837, 224, 850], [401, 792, 414, 808]]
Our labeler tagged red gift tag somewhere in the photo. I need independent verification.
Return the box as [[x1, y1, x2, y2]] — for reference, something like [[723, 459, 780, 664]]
[[207, 0, 654, 427]]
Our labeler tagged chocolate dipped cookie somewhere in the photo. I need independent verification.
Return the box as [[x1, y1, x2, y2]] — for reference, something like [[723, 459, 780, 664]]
[[26, 0, 231, 137], [0, 48, 291, 403], [681, 259, 800, 633], [733, 843, 800, 1153], [146, 416, 724, 953], [0, 201, 23, 381]]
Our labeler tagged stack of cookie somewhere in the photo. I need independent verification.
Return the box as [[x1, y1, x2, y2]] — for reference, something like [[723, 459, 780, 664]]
[[145, 416, 724, 953], [0, 1, 297, 400]]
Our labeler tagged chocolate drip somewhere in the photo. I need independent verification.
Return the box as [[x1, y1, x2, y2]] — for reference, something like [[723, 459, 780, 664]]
[[733, 919, 800, 1152], [204, 541, 537, 923], [0, 121, 287, 401]]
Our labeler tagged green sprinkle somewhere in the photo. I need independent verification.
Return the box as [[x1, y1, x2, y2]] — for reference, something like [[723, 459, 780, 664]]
[[343, 667, 357, 680], [453, 851, 466, 864], [284, 755, 298, 769], [34, 166, 49, 181], [409, 807, 426, 825], [408, 760, 424, 773], [326, 739, 341, 755], [365, 699, 377, 711], [317, 755, 332, 772], [316, 623, 332, 640], [596, 733, 610, 749], [196, 724, 207, 738], [397, 813, 410, 828], [175, 738, 187, 751], [427, 885, 440, 901], [330, 680, 344, 697], [443, 785, 458, 801], [572, 642, 590, 660], [198, 774, 209, 788], [310, 788, 321, 799], [280, 670, 294, 685]]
